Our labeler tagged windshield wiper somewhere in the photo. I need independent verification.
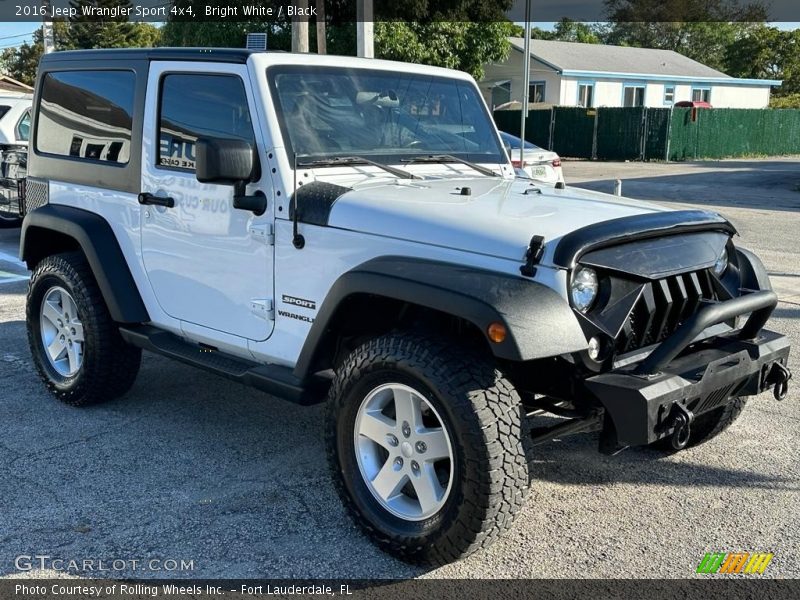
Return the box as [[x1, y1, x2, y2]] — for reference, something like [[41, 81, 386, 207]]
[[296, 156, 419, 180], [401, 155, 500, 178]]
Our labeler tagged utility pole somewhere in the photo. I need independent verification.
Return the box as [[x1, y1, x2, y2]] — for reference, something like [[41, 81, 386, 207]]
[[41, 0, 55, 54], [291, 0, 309, 53], [519, 0, 532, 165], [356, 0, 374, 58], [316, 0, 326, 54]]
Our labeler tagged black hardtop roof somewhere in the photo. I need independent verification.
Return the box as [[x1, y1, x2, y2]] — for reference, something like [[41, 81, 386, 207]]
[[39, 47, 276, 65]]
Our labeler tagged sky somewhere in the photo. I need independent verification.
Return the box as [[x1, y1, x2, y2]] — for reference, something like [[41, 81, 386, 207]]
[[2, 20, 800, 51]]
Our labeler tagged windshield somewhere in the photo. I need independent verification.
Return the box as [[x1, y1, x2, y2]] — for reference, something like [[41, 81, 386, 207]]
[[268, 66, 506, 165]]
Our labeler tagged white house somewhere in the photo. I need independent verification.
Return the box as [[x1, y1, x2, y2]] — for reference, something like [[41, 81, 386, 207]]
[[481, 39, 782, 110]]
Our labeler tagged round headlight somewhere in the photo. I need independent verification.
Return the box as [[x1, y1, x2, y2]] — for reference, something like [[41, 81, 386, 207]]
[[713, 247, 729, 277], [571, 267, 599, 313]]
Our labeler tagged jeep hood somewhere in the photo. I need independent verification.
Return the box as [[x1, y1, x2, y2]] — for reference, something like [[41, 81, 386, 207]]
[[325, 177, 669, 264]]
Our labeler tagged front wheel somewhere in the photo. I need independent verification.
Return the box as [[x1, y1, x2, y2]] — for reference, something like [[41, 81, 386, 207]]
[[326, 333, 531, 565]]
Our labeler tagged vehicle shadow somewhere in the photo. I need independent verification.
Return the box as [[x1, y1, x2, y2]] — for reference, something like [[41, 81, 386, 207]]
[[569, 160, 800, 214], [0, 317, 795, 580]]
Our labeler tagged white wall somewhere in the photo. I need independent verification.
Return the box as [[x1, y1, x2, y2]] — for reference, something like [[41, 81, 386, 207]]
[[710, 85, 771, 108], [480, 50, 561, 108]]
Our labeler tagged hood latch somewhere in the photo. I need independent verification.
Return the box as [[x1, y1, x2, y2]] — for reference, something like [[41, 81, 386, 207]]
[[520, 235, 545, 277]]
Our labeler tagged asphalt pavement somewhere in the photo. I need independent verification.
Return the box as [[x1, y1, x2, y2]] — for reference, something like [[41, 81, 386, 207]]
[[0, 158, 798, 579]]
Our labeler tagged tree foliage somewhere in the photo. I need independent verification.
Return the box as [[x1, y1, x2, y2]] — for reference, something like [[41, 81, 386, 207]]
[[0, 2, 159, 86]]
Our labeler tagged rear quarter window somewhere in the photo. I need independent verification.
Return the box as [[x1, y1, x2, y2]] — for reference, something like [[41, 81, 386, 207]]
[[0, 106, 10, 120], [35, 70, 135, 164]]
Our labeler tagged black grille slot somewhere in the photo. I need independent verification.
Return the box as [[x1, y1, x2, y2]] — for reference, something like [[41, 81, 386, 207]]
[[616, 271, 716, 355]]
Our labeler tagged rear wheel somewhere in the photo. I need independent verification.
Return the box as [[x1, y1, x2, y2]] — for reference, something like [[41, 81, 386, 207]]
[[326, 333, 530, 565], [27, 252, 141, 406]]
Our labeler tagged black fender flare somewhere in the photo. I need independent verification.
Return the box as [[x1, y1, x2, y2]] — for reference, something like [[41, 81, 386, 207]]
[[293, 256, 587, 380], [735, 246, 772, 292], [20, 204, 149, 323]]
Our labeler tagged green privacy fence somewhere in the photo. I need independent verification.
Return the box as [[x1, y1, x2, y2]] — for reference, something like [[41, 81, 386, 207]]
[[494, 107, 800, 161]]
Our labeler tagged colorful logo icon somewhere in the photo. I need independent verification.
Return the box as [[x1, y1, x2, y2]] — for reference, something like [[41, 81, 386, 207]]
[[697, 552, 774, 574]]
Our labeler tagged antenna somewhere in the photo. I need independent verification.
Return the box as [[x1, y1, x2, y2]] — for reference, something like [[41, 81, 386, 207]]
[[292, 153, 305, 249]]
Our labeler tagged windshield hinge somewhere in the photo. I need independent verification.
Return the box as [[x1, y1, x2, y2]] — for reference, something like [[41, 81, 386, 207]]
[[250, 299, 274, 321], [520, 235, 545, 277], [248, 223, 274, 245]]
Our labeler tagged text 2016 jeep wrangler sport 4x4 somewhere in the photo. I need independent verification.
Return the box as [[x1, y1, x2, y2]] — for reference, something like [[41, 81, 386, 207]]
[[21, 49, 791, 565]]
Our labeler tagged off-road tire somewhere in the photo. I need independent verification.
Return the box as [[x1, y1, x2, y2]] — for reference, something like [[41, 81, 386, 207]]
[[686, 396, 748, 446], [326, 333, 531, 565], [27, 252, 141, 406]]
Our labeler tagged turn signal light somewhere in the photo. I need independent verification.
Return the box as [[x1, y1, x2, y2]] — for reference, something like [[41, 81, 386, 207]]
[[487, 322, 507, 343], [551, 158, 562, 167]]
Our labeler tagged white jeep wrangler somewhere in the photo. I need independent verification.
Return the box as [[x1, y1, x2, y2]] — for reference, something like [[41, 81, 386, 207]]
[[21, 49, 791, 565]]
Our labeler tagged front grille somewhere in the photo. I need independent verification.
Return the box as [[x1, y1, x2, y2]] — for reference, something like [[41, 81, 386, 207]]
[[617, 270, 718, 354]]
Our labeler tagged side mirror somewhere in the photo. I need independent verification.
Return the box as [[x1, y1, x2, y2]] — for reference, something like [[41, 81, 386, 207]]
[[196, 138, 256, 185]]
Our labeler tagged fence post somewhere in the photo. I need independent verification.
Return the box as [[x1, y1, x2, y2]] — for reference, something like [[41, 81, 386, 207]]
[[639, 108, 647, 161], [591, 109, 599, 160], [664, 107, 673, 162], [548, 107, 556, 151]]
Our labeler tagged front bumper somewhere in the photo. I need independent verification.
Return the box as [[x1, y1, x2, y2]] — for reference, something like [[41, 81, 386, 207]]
[[584, 290, 791, 448]]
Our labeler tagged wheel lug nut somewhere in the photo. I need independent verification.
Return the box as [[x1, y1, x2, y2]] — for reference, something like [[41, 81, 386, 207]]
[[387, 434, 398, 447], [402, 422, 411, 438], [59, 335, 65, 342], [70, 328, 76, 335], [411, 460, 420, 475], [393, 457, 403, 469], [415, 441, 427, 453]]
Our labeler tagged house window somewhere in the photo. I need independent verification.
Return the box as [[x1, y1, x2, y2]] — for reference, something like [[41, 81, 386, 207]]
[[577, 83, 594, 108], [491, 81, 511, 108], [623, 85, 645, 107], [692, 87, 711, 103], [664, 85, 675, 105], [529, 81, 546, 104]]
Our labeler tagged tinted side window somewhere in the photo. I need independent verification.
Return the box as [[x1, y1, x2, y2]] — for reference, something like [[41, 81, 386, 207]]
[[159, 74, 255, 171], [0, 106, 10, 120], [35, 71, 135, 164]]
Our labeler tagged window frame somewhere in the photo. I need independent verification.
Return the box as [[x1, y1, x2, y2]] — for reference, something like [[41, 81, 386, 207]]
[[663, 85, 675, 106], [33, 68, 136, 167], [691, 86, 711, 103], [528, 80, 546, 104], [576, 81, 594, 108], [15, 110, 31, 142], [155, 71, 257, 175], [622, 84, 646, 107]]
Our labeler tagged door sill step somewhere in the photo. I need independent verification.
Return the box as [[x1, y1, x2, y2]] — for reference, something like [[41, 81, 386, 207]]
[[119, 325, 324, 404]]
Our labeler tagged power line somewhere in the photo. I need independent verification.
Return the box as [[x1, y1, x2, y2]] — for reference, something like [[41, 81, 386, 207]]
[[0, 31, 37, 42]]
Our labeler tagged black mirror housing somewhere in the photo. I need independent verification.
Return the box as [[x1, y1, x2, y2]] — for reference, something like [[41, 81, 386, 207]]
[[196, 138, 256, 185]]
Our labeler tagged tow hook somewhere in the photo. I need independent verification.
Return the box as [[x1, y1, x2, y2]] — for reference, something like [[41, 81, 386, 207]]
[[767, 362, 792, 401], [668, 403, 695, 451]]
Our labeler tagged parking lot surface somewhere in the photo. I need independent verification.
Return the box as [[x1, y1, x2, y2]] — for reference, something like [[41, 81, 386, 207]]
[[1, 158, 799, 579]]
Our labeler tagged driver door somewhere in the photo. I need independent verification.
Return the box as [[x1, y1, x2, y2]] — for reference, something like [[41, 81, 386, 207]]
[[140, 62, 274, 341]]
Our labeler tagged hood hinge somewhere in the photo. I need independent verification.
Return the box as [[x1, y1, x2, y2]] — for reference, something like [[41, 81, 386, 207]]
[[520, 235, 545, 277]]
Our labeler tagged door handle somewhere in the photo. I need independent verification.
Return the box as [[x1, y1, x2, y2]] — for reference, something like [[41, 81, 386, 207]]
[[138, 192, 175, 208]]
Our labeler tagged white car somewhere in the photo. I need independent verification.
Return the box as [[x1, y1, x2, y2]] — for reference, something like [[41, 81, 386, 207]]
[[500, 131, 564, 184], [0, 94, 32, 145], [0, 94, 31, 226]]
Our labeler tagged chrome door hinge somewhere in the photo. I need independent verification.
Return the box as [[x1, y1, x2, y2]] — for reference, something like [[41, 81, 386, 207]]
[[250, 299, 274, 321], [248, 223, 274, 245]]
